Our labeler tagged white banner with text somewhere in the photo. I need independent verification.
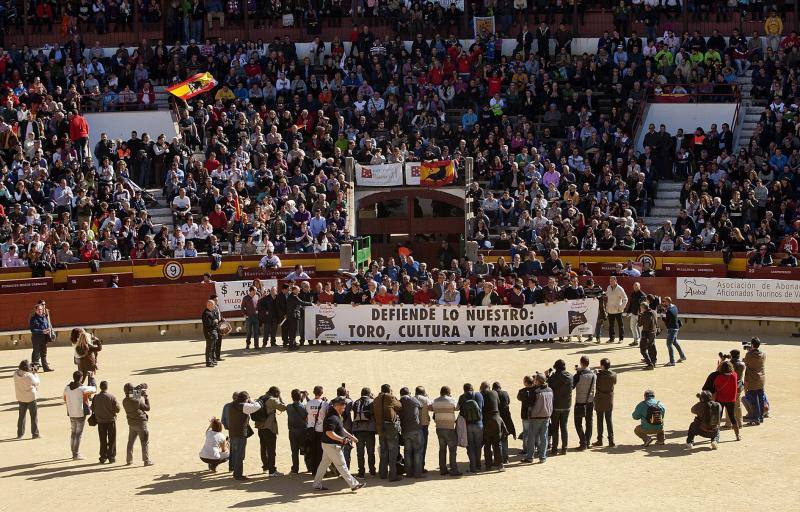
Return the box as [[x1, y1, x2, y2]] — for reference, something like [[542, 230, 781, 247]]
[[304, 299, 599, 342], [354, 162, 404, 187], [675, 277, 800, 302], [214, 279, 277, 312]]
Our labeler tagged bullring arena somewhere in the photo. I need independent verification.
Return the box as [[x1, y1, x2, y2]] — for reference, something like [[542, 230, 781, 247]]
[[3, 3, 800, 510]]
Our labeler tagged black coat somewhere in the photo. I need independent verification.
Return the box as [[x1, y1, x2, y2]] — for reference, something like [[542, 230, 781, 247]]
[[286, 293, 312, 321], [547, 370, 573, 410], [257, 294, 280, 322], [497, 389, 516, 438]]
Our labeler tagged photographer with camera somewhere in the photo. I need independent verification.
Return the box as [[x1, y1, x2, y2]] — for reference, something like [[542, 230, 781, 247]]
[[14, 359, 41, 439], [638, 303, 659, 370], [546, 360, 572, 456], [253, 386, 287, 477], [287, 389, 310, 474], [312, 397, 365, 492], [572, 356, 597, 451], [593, 358, 617, 447], [123, 383, 154, 467], [63, 370, 96, 460], [225, 390, 262, 480], [743, 337, 767, 425], [351, 387, 377, 478]]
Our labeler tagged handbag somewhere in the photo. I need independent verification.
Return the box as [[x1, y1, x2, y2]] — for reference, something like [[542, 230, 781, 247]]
[[87, 413, 98, 427]]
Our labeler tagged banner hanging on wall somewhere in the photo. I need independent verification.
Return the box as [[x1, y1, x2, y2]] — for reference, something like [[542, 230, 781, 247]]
[[676, 277, 800, 302], [354, 162, 404, 187], [214, 279, 277, 312], [304, 299, 598, 343]]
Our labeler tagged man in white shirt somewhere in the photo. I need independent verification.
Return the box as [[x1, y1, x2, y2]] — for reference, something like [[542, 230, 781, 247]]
[[285, 264, 310, 281], [2, 244, 25, 267], [181, 216, 199, 242], [605, 276, 628, 344], [171, 188, 192, 226], [64, 371, 96, 460], [259, 250, 282, 269]]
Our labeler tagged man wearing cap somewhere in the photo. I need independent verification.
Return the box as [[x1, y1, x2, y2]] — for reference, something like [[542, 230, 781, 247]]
[[685, 390, 721, 449], [632, 389, 665, 446], [313, 397, 365, 492]]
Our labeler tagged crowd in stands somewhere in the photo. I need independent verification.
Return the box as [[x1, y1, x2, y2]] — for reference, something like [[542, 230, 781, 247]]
[[0, 3, 799, 271]]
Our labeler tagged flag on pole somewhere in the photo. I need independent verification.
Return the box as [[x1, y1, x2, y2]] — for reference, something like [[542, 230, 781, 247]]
[[166, 72, 218, 100], [419, 160, 456, 187]]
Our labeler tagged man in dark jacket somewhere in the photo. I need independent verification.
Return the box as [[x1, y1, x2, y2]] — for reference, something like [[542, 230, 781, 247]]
[[257, 287, 281, 347], [584, 279, 605, 342], [122, 383, 154, 467], [493, 382, 515, 464], [638, 303, 659, 370], [546, 359, 572, 455], [625, 282, 647, 346], [276, 285, 290, 346], [563, 275, 585, 300], [201, 299, 220, 367], [572, 356, 596, 450], [241, 286, 260, 349], [399, 387, 423, 478], [223, 390, 262, 480], [91, 380, 120, 463], [373, 384, 402, 481], [593, 358, 617, 447], [480, 382, 504, 471], [285, 285, 313, 350]]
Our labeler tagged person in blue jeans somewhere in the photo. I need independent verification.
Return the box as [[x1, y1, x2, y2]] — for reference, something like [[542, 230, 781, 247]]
[[523, 373, 553, 462], [457, 383, 484, 473], [662, 297, 686, 366], [743, 338, 767, 425]]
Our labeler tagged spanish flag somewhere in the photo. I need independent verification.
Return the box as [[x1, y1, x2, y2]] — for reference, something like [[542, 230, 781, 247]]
[[166, 72, 218, 101], [419, 160, 456, 187]]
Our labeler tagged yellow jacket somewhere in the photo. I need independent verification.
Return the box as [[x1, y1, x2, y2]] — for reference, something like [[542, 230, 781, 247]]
[[764, 16, 783, 36]]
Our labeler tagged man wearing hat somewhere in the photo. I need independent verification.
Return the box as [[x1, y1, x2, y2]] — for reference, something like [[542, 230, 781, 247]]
[[312, 397, 365, 492]]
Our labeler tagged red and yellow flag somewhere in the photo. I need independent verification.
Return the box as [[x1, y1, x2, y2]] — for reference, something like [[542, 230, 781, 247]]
[[419, 160, 456, 187], [166, 72, 218, 100]]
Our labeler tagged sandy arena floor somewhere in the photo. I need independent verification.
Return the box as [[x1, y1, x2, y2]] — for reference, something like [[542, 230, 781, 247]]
[[1, 333, 798, 511]]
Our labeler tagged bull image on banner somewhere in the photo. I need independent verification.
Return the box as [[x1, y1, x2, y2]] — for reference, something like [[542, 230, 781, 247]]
[[304, 299, 598, 343]]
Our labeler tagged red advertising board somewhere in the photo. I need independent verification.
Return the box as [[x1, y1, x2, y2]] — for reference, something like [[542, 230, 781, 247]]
[[660, 263, 728, 277], [745, 266, 800, 280], [0, 277, 54, 294], [66, 273, 135, 289], [241, 266, 316, 279]]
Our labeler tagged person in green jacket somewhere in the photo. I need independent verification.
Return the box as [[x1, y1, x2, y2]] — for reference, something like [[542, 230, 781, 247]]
[[632, 389, 665, 446]]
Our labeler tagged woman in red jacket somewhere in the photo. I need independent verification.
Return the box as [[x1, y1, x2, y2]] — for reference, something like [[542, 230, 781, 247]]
[[713, 361, 741, 441]]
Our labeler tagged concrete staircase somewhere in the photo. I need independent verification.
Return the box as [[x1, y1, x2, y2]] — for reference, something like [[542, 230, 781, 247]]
[[153, 85, 172, 110], [643, 181, 682, 232], [734, 69, 762, 151], [145, 188, 174, 229]]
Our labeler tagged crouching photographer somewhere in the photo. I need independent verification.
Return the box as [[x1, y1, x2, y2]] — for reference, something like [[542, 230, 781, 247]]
[[123, 383, 154, 466]]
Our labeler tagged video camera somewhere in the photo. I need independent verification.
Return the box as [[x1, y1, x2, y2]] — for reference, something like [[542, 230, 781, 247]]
[[129, 383, 148, 400]]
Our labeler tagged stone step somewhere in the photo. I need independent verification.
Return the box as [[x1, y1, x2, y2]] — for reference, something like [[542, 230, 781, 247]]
[[658, 190, 681, 200], [649, 207, 679, 217], [656, 182, 684, 192], [743, 114, 760, 122]]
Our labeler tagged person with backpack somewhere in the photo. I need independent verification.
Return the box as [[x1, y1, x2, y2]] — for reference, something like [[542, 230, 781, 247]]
[[350, 387, 377, 478], [546, 359, 572, 455], [432, 386, 460, 476], [637, 302, 659, 370], [632, 389, 665, 446], [253, 386, 287, 477], [713, 361, 741, 441], [572, 356, 596, 451], [686, 390, 722, 449], [662, 297, 686, 366], [373, 383, 402, 481], [593, 358, 617, 447], [286, 389, 309, 474], [457, 383, 484, 473]]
